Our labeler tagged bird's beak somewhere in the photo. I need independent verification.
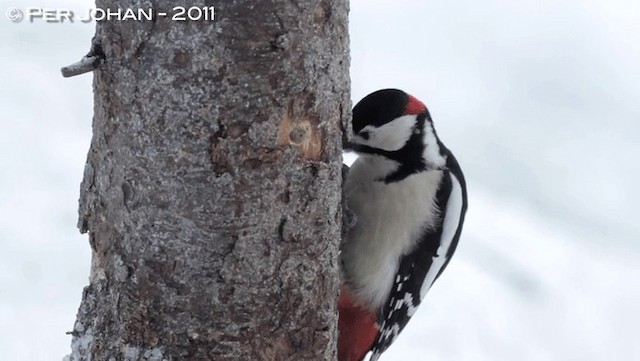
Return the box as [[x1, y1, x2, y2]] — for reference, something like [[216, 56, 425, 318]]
[[343, 142, 362, 153]]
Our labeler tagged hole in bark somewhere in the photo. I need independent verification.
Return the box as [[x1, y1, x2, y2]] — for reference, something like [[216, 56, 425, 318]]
[[289, 127, 306, 144]]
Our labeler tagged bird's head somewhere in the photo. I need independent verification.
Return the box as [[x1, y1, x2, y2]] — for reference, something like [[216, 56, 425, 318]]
[[347, 89, 447, 177]]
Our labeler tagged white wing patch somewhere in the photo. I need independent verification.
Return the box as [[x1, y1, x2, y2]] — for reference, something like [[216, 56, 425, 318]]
[[368, 172, 465, 361], [404, 292, 419, 317], [419, 172, 464, 300]]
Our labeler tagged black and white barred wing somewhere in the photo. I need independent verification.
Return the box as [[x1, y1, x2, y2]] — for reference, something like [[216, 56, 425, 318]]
[[369, 169, 467, 361]]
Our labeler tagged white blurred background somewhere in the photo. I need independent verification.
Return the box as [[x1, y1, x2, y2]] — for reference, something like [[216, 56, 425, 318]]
[[1, 0, 638, 360]]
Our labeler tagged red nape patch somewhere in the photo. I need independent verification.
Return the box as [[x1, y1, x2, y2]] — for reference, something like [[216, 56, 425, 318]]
[[404, 94, 426, 115], [338, 289, 379, 361]]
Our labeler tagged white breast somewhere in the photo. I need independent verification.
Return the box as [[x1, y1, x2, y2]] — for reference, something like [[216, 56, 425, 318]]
[[341, 156, 442, 309]]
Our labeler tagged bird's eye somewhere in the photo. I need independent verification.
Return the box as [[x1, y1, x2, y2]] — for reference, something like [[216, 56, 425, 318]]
[[359, 130, 370, 140]]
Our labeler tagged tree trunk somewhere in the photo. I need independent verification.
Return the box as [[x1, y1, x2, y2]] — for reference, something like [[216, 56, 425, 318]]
[[68, 1, 349, 360]]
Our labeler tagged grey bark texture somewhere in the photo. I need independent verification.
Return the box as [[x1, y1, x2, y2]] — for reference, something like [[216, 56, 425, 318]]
[[69, 1, 350, 360]]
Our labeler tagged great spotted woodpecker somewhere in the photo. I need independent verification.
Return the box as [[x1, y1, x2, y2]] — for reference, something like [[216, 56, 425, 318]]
[[339, 89, 468, 361]]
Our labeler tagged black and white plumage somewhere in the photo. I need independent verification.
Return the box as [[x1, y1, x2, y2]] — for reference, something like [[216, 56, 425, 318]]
[[339, 89, 468, 361]]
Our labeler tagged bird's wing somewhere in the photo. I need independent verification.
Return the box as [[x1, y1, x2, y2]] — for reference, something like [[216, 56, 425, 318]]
[[369, 165, 467, 360]]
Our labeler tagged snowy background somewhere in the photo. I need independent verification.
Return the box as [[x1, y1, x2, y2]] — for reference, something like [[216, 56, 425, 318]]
[[1, 0, 639, 360]]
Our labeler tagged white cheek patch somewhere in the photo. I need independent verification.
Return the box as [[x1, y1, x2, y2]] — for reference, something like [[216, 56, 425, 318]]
[[355, 115, 417, 152]]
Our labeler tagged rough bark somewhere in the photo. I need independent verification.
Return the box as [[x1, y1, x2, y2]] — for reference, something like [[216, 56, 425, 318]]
[[69, 1, 350, 360]]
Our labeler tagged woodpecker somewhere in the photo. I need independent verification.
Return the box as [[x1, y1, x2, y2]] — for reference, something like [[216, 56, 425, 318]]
[[339, 89, 468, 361]]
